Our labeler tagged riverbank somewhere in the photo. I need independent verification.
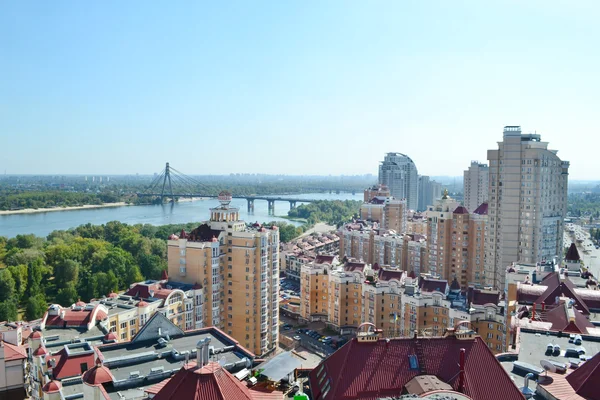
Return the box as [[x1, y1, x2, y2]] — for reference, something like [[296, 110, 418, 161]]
[[0, 202, 131, 216]]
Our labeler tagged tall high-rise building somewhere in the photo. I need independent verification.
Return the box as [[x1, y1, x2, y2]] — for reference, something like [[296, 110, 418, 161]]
[[378, 152, 419, 210], [167, 191, 280, 356], [485, 126, 569, 290], [417, 175, 442, 212], [463, 161, 489, 212]]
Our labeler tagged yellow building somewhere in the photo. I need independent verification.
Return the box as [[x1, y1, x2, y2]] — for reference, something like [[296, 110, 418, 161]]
[[167, 192, 279, 356]]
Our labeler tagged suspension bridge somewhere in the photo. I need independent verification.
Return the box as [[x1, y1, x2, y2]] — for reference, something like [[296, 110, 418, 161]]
[[137, 163, 350, 214]]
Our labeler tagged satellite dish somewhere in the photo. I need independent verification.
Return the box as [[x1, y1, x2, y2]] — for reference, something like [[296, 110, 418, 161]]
[[218, 357, 227, 367], [540, 360, 556, 376]]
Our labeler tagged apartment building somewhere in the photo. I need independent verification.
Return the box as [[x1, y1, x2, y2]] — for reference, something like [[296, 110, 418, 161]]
[[463, 161, 489, 213], [167, 192, 279, 356], [340, 222, 404, 268], [363, 184, 390, 202], [424, 191, 461, 277], [417, 175, 442, 212], [360, 196, 407, 233], [467, 288, 507, 353], [406, 212, 427, 235], [424, 192, 487, 288], [379, 152, 419, 210], [402, 234, 427, 276], [486, 126, 569, 290]]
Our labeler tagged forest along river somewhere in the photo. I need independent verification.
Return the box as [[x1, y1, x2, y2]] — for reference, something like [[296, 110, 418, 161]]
[[0, 193, 358, 238]]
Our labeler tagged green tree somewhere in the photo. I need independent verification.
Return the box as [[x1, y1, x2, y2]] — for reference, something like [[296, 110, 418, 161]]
[[27, 258, 45, 297], [6, 265, 27, 301], [26, 294, 47, 320], [0, 269, 16, 302], [53, 259, 80, 288], [96, 271, 119, 298], [0, 301, 18, 321], [56, 283, 79, 307]]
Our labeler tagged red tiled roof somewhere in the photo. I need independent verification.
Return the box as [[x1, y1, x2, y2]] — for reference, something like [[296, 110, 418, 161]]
[[33, 344, 48, 357], [152, 288, 173, 299], [42, 380, 62, 393], [82, 360, 114, 385], [419, 278, 448, 293], [344, 262, 366, 273], [566, 243, 581, 262], [53, 349, 98, 380], [537, 371, 585, 400], [2, 341, 27, 361], [308, 335, 523, 400], [378, 269, 404, 282], [124, 283, 161, 298], [315, 255, 335, 264], [534, 273, 590, 315], [468, 289, 500, 306], [543, 303, 594, 333], [153, 362, 283, 400], [566, 351, 600, 398], [45, 309, 91, 327]]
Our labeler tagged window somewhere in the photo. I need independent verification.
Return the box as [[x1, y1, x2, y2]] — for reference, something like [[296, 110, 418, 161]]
[[120, 322, 127, 330]]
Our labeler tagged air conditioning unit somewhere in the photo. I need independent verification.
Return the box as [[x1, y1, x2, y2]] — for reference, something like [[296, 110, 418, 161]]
[[129, 371, 140, 379]]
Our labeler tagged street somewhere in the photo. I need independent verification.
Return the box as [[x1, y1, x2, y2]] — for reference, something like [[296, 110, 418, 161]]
[[567, 224, 600, 278]]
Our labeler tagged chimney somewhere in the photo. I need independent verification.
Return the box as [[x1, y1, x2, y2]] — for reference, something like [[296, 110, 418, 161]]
[[203, 338, 211, 365], [196, 338, 211, 367], [541, 301, 545, 311], [458, 348, 466, 392]]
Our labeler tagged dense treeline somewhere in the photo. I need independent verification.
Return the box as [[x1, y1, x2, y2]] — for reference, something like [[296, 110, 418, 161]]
[[287, 200, 362, 227], [0, 176, 372, 210], [0, 221, 200, 322], [568, 193, 600, 218], [0, 190, 123, 210]]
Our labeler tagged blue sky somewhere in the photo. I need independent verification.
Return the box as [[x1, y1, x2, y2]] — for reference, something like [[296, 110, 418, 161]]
[[1, 1, 598, 179]]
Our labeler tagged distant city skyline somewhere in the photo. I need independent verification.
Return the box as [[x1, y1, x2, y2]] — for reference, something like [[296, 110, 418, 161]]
[[2, 2, 599, 179]]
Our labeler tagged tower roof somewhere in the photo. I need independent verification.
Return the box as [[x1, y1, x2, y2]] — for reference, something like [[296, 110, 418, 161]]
[[82, 359, 114, 385], [566, 243, 580, 262]]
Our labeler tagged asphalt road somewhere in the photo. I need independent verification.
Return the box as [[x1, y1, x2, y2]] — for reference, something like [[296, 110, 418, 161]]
[[568, 225, 600, 277]]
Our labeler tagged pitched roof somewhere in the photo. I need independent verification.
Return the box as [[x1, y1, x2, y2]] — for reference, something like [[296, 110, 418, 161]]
[[315, 255, 335, 264], [566, 243, 581, 262], [419, 277, 448, 294], [468, 288, 500, 306], [2, 341, 27, 361], [153, 362, 283, 400], [543, 303, 594, 334], [566, 351, 600, 398], [187, 224, 223, 242], [308, 335, 523, 400], [378, 269, 405, 282], [52, 348, 98, 380], [472, 202, 488, 215], [131, 311, 184, 344], [453, 206, 469, 215], [534, 273, 590, 315], [124, 282, 161, 298]]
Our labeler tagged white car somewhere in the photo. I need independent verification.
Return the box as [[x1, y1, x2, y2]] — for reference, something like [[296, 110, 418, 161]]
[[293, 336, 301, 341]]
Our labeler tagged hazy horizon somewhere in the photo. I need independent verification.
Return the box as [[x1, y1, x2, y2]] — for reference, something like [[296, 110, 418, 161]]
[[2, 1, 599, 179]]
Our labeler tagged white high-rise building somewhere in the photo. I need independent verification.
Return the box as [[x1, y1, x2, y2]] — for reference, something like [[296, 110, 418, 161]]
[[378, 153, 419, 210], [463, 161, 489, 212], [485, 126, 569, 290]]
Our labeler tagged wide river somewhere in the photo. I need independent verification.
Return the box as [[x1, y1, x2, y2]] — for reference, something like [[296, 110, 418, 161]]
[[0, 193, 358, 238]]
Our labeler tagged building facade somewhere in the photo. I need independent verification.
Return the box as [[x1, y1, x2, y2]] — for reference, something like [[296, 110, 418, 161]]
[[463, 161, 489, 213], [425, 194, 487, 288], [167, 192, 279, 356], [417, 175, 442, 212], [378, 152, 419, 210], [486, 126, 569, 290]]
